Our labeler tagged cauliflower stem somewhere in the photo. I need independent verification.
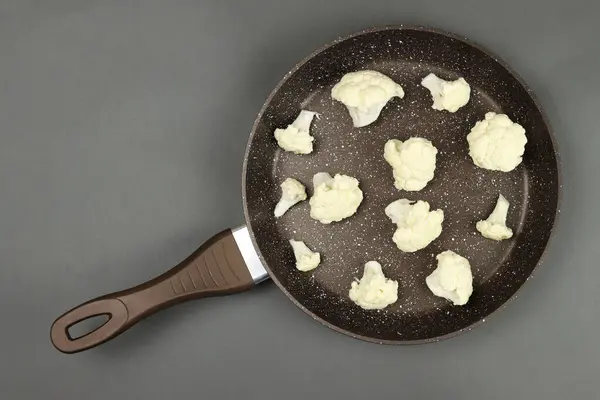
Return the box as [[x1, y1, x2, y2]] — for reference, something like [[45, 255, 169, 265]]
[[476, 194, 514, 241]]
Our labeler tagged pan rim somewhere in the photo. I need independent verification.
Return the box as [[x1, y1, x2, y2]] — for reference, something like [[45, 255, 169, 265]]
[[241, 25, 563, 345]]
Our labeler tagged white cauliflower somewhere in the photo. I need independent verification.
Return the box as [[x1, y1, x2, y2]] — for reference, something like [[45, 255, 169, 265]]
[[426, 250, 473, 306], [384, 137, 438, 191], [274, 110, 317, 154], [385, 199, 444, 252], [274, 178, 307, 218], [289, 240, 321, 272], [331, 70, 405, 127], [309, 173, 363, 224], [476, 194, 514, 241], [349, 261, 398, 310], [421, 73, 471, 112], [467, 112, 527, 171]]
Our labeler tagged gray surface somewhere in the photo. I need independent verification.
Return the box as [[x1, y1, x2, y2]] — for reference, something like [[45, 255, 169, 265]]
[[0, 1, 597, 399]]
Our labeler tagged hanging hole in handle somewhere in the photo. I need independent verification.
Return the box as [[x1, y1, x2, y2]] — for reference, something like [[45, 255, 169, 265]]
[[51, 298, 129, 353], [67, 314, 111, 340]]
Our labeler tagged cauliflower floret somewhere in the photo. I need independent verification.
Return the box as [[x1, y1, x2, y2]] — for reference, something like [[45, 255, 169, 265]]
[[421, 73, 471, 112], [467, 112, 527, 171], [476, 194, 514, 240], [385, 199, 444, 252], [289, 240, 321, 272], [331, 70, 405, 128], [274, 178, 307, 218], [384, 137, 438, 191], [426, 250, 473, 306], [349, 261, 398, 310], [274, 110, 317, 154], [309, 173, 363, 224]]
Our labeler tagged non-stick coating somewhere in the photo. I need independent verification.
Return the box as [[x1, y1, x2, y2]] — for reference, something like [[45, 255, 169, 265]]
[[243, 27, 559, 343]]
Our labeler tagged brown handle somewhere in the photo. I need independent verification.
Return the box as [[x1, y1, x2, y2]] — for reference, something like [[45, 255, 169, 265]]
[[50, 229, 255, 354]]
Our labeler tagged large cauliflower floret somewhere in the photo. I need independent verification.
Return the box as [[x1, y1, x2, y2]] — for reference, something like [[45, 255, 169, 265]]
[[289, 240, 321, 272], [467, 112, 527, 171], [384, 137, 438, 191], [309, 173, 363, 224], [349, 261, 398, 310], [331, 70, 405, 128], [476, 194, 514, 241], [426, 250, 473, 306], [385, 199, 444, 252], [274, 110, 317, 154], [421, 73, 471, 112], [274, 178, 307, 218]]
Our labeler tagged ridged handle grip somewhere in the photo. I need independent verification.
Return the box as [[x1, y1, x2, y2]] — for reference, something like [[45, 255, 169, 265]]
[[50, 229, 255, 354]]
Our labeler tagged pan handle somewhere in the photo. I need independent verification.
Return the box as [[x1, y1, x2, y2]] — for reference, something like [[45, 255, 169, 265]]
[[50, 228, 259, 354]]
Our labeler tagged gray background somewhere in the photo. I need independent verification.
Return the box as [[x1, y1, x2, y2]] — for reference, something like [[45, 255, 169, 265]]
[[0, 1, 597, 399]]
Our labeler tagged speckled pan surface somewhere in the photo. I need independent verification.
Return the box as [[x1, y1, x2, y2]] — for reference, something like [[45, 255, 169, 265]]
[[243, 27, 560, 343]]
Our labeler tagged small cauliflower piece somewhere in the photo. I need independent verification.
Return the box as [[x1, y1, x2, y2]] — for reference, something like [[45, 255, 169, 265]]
[[467, 112, 527, 171], [476, 194, 514, 241], [384, 137, 438, 191], [349, 261, 398, 310], [309, 173, 363, 224], [289, 240, 321, 272], [331, 70, 405, 128], [421, 73, 471, 112], [385, 199, 444, 252], [274, 110, 317, 154], [426, 250, 473, 306], [274, 178, 307, 218]]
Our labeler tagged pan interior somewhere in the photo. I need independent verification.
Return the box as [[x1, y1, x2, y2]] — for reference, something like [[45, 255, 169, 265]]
[[244, 28, 559, 342]]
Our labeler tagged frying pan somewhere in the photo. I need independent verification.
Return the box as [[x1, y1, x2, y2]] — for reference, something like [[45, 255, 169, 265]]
[[50, 26, 560, 353]]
